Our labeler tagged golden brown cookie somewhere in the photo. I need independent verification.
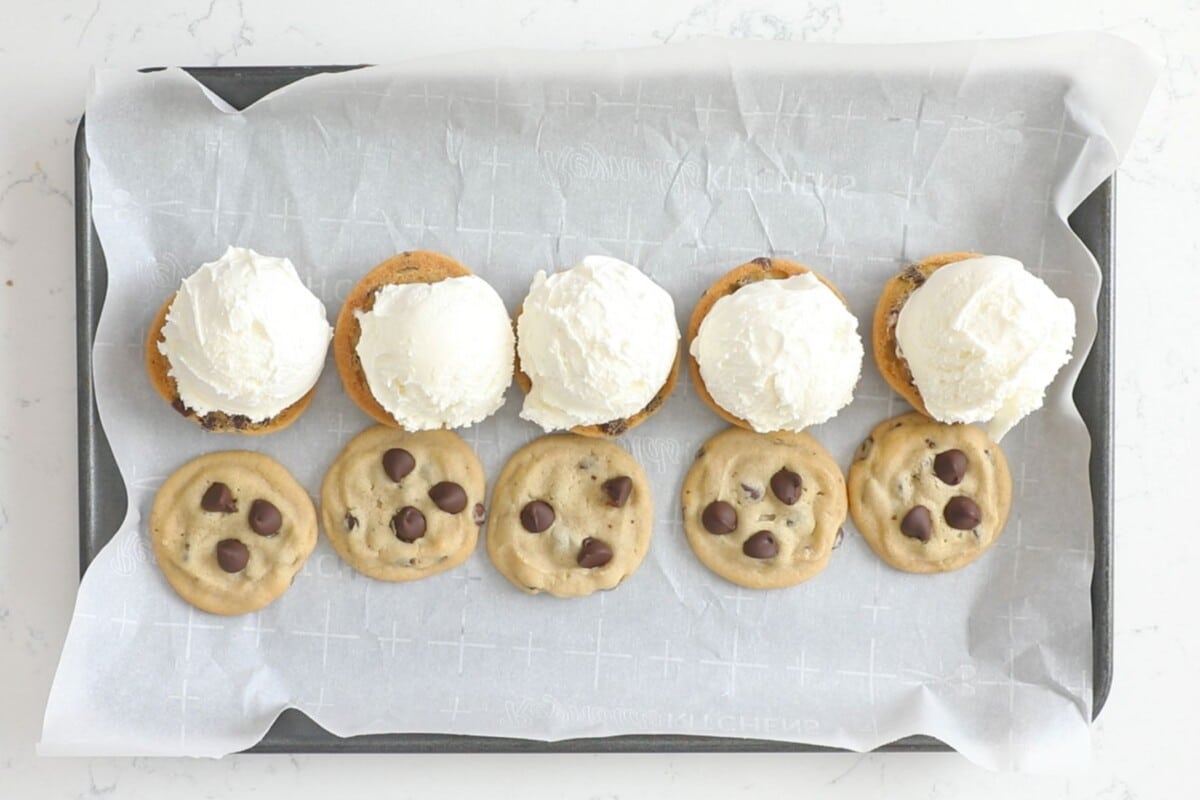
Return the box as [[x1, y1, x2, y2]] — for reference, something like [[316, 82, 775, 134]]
[[320, 425, 486, 581], [144, 296, 316, 434], [486, 434, 653, 597], [512, 307, 681, 439], [681, 427, 847, 589], [149, 451, 319, 615], [686, 257, 848, 430], [847, 412, 1012, 574], [333, 251, 474, 428], [871, 251, 982, 416]]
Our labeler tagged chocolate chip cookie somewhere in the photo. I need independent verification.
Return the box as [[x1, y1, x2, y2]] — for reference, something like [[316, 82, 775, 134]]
[[486, 435, 653, 597], [145, 296, 317, 434], [847, 412, 1012, 574], [686, 256, 851, 431], [149, 451, 319, 615], [320, 425, 486, 581], [681, 427, 847, 589]]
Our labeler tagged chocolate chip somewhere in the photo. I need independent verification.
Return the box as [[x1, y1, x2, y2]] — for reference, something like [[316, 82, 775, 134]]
[[216, 539, 249, 573], [382, 448, 415, 482], [770, 468, 803, 505], [201, 482, 236, 513], [901, 265, 927, 286], [856, 437, 874, 460], [751, 256, 773, 270], [520, 500, 555, 533], [601, 476, 633, 507], [599, 418, 629, 437], [230, 414, 251, 430], [934, 449, 969, 486], [742, 531, 778, 559], [248, 499, 281, 536], [577, 537, 613, 568], [391, 506, 426, 542], [900, 505, 932, 542], [740, 483, 763, 501], [171, 397, 188, 416], [429, 481, 467, 514], [472, 503, 487, 525], [344, 512, 358, 530], [944, 496, 982, 530], [701, 501, 738, 535]]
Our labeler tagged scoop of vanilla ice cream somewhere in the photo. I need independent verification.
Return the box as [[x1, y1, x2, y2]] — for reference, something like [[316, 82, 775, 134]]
[[517, 255, 680, 431], [355, 275, 514, 430], [690, 273, 863, 432], [159, 246, 332, 422], [895, 255, 1076, 440]]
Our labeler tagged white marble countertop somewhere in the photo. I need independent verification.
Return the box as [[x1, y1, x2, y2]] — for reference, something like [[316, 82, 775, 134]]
[[1, 0, 1194, 796]]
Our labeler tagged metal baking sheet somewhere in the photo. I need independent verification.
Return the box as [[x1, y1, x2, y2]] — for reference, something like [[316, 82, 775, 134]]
[[73, 65, 1114, 754]]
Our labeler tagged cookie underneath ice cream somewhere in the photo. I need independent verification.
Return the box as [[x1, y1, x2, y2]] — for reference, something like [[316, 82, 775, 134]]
[[334, 251, 514, 431], [687, 257, 863, 433], [514, 255, 681, 438], [145, 246, 331, 435], [873, 252, 1076, 440]]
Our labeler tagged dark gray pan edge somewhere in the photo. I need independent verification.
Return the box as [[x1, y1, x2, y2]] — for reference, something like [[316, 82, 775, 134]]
[[73, 65, 1114, 755], [1072, 181, 1114, 724]]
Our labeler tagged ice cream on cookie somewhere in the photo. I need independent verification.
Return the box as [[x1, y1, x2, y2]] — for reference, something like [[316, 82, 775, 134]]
[[145, 246, 332, 434], [515, 255, 680, 437], [687, 257, 863, 434], [334, 251, 514, 431], [874, 253, 1076, 440]]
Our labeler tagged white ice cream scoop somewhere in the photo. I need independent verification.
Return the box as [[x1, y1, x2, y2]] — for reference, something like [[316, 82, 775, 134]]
[[159, 246, 332, 423], [354, 274, 515, 431]]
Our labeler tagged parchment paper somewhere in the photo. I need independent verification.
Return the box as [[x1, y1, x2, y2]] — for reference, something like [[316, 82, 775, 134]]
[[42, 35, 1157, 770]]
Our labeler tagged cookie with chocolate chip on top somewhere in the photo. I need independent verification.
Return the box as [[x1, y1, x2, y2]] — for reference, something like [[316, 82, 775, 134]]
[[681, 427, 847, 589], [847, 412, 1012, 574], [320, 425, 487, 581], [149, 451, 319, 615], [486, 434, 653, 597]]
